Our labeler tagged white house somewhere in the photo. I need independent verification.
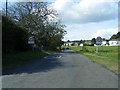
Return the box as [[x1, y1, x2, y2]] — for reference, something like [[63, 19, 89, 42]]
[[74, 43, 79, 46], [84, 40, 91, 45], [109, 39, 120, 46], [101, 41, 106, 46], [79, 44, 83, 46], [64, 42, 73, 46], [97, 39, 119, 46], [101, 40, 109, 46]]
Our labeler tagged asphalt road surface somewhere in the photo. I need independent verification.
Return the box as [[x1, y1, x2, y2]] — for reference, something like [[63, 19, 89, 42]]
[[2, 50, 118, 88]]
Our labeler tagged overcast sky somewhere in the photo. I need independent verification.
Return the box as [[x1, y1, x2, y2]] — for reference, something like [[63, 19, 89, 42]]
[[51, 0, 118, 41], [1, 0, 119, 41]]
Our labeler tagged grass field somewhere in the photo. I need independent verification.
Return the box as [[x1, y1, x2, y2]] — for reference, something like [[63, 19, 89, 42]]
[[64, 46, 119, 74], [3, 50, 59, 70]]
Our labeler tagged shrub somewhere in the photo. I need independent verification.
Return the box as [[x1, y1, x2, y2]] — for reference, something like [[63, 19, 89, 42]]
[[2, 15, 30, 53]]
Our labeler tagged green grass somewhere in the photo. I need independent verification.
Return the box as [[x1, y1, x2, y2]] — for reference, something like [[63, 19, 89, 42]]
[[3, 50, 59, 70], [65, 46, 119, 74]]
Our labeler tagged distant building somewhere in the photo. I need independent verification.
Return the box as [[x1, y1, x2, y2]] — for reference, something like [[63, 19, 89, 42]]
[[64, 42, 73, 46], [101, 40, 108, 46], [74, 43, 79, 46], [100, 39, 119, 46], [109, 39, 119, 46], [79, 44, 83, 46], [64, 42, 79, 46], [63, 39, 120, 46], [84, 40, 92, 45]]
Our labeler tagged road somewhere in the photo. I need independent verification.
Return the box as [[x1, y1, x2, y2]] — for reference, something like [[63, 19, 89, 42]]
[[2, 50, 118, 88]]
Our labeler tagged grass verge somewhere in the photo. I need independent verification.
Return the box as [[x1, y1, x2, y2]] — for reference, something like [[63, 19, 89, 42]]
[[3, 50, 59, 70], [66, 46, 119, 75]]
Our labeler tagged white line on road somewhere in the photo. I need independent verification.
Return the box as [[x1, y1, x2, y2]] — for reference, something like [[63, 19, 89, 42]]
[[43, 56, 62, 59]]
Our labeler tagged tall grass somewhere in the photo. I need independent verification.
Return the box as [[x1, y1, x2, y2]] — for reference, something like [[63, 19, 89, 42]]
[[68, 46, 119, 74]]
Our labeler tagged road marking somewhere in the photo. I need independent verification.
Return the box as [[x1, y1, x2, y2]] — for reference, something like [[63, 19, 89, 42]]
[[58, 56, 61, 58], [43, 56, 62, 59], [43, 57, 48, 59]]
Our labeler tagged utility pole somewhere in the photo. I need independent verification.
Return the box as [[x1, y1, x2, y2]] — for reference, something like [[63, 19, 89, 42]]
[[6, 0, 8, 16]]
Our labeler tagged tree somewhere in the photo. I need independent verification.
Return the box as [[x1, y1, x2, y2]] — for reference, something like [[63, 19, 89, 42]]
[[67, 40, 70, 42], [91, 38, 96, 44], [117, 32, 120, 37], [102, 38, 106, 41], [78, 40, 83, 45], [2, 15, 29, 53], [110, 32, 120, 40], [5, 2, 66, 50]]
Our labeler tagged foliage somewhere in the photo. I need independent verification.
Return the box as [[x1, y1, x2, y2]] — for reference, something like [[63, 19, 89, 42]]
[[78, 40, 83, 45], [110, 32, 120, 40], [102, 38, 106, 41], [67, 40, 70, 42], [91, 38, 96, 44], [2, 15, 30, 53], [5, 2, 67, 50], [83, 43, 94, 46]]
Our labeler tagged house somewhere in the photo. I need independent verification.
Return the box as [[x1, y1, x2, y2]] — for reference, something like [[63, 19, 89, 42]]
[[74, 42, 79, 46], [64, 42, 74, 46], [101, 39, 119, 46], [64, 42, 79, 46], [79, 44, 83, 46], [84, 40, 92, 45], [101, 40, 109, 46], [102, 40, 106, 45], [109, 39, 119, 46]]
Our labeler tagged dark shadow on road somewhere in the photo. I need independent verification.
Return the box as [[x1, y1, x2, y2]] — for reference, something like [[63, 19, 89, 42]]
[[2, 54, 64, 75]]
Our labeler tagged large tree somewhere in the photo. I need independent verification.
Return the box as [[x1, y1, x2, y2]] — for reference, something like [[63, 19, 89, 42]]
[[110, 32, 120, 40], [4, 2, 66, 50], [91, 38, 96, 44]]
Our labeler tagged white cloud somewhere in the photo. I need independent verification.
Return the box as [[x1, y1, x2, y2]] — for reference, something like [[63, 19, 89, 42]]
[[63, 23, 97, 41], [62, 19, 117, 41], [52, 0, 118, 41], [52, 0, 118, 24], [92, 28, 118, 39]]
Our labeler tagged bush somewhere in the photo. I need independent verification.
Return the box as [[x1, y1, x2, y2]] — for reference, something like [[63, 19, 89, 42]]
[[83, 44, 94, 46], [2, 15, 30, 53]]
